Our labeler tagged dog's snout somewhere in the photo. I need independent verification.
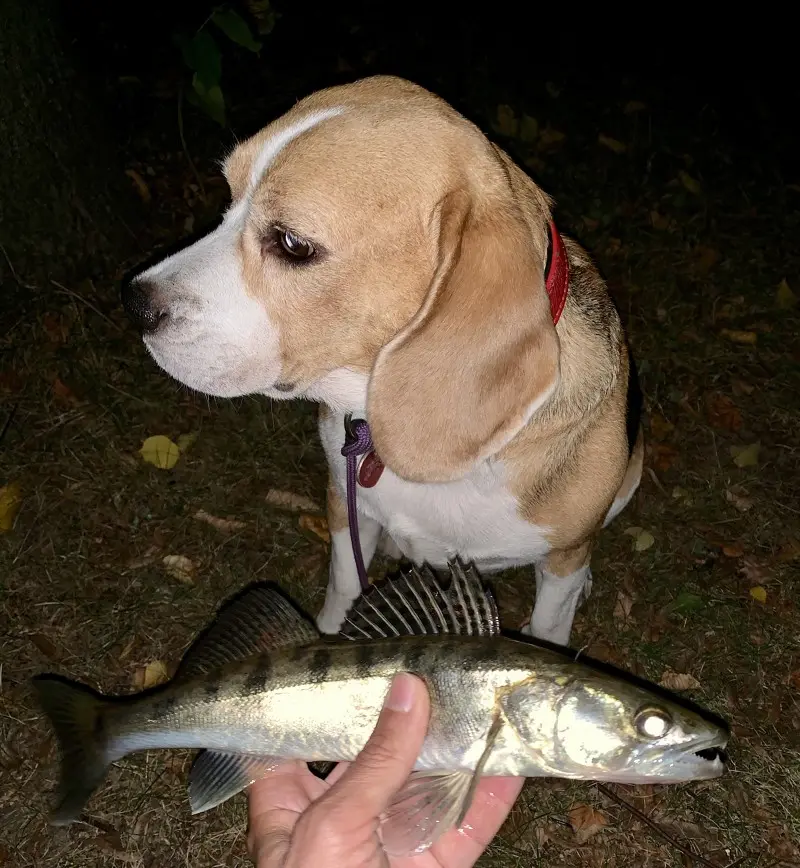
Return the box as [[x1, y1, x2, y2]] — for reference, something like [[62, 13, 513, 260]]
[[121, 279, 167, 334]]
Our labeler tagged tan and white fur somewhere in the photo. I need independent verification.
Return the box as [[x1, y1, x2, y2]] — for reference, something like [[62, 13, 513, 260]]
[[126, 76, 643, 646]]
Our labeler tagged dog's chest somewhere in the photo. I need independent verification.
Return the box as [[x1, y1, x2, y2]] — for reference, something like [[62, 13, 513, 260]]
[[319, 413, 551, 569]]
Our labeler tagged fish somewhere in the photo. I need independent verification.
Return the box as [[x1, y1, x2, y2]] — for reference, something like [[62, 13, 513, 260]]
[[33, 561, 729, 856]]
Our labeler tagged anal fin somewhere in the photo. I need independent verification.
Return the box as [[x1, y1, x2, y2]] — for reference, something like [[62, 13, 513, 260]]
[[189, 750, 280, 814]]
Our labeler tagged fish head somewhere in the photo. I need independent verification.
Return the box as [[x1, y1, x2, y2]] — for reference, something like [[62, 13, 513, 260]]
[[501, 674, 729, 784]]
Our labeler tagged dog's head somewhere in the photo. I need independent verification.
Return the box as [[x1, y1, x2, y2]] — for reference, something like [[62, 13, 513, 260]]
[[123, 76, 560, 481]]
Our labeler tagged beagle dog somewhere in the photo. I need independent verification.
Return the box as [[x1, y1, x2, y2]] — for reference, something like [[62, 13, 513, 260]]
[[122, 76, 643, 647]]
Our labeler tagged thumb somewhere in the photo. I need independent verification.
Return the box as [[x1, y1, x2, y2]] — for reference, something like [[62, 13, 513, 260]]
[[323, 673, 430, 822]]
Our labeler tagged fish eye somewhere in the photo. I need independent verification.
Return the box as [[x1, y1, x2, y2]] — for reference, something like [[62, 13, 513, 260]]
[[634, 707, 673, 739]]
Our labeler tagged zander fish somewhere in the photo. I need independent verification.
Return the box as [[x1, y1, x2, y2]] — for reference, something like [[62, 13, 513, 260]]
[[33, 563, 729, 855]]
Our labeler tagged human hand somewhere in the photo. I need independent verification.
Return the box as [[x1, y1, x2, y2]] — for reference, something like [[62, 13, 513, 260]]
[[247, 672, 524, 868]]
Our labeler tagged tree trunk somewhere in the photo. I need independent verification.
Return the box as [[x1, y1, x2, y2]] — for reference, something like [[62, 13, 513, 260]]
[[0, 0, 134, 291]]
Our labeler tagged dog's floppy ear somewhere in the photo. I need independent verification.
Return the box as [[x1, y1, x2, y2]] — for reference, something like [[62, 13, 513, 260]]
[[368, 188, 560, 483]]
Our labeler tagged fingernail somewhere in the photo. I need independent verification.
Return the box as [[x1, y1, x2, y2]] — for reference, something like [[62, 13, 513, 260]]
[[384, 672, 416, 713]]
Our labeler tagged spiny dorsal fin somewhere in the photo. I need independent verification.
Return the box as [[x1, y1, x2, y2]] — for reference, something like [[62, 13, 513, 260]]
[[339, 560, 499, 641], [176, 584, 318, 680]]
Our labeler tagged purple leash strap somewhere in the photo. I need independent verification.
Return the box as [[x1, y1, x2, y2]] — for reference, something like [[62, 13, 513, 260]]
[[341, 414, 373, 592]]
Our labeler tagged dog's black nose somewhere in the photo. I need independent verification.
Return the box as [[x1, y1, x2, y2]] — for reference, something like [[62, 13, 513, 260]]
[[121, 279, 166, 333]]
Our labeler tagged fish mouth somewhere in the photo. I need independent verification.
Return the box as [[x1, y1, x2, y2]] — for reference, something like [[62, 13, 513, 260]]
[[694, 746, 728, 764]]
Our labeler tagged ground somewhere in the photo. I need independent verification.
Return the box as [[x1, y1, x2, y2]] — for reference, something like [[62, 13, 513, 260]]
[[1, 47, 799, 868]]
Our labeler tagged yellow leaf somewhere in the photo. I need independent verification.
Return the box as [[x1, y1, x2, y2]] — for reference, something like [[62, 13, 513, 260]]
[[140, 435, 180, 469], [730, 442, 760, 468], [162, 554, 196, 584], [598, 133, 627, 154], [776, 279, 797, 310], [539, 127, 566, 147], [0, 482, 22, 532], [193, 509, 247, 533], [624, 526, 655, 551], [133, 659, 169, 690], [624, 100, 647, 114], [659, 670, 702, 691], [678, 170, 702, 194], [125, 168, 152, 204], [176, 432, 199, 453], [720, 328, 757, 345], [492, 104, 518, 138], [519, 114, 539, 143], [568, 804, 608, 842], [299, 514, 330, 544], [750, 585, 767, 604], [266, 489, 322, 513]]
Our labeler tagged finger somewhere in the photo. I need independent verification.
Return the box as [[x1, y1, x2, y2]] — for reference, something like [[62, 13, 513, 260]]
[[317, 673, 430, 823]]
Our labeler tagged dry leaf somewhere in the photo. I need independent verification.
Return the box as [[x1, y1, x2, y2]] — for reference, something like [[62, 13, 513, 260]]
[[624, 526, 655, 551], [731, 378, 754, 396], [598, 133, 626, 153], [706, 393, 742, 432], [694, 245, 720, 275], [266, 489, 321, 513], [176, 431, 199, 453], [649, 414, 674, 440], [721, 542, 744, 558], [624, 100, 646, 113], [730, 442, 760, 468], [738, 557, 770, 585], [42, 312, 69, 344], [649, 442, 679, 472], [720, 328, 757, 345], [613, 591, 635, 625], [519, 114, 539, 143], [750, 586, 767, 604], [125, 168, 152, 204], [0, 482, 22, 532], [568, 804, 608, 842], [776, 537, 800, 563], [162, 554, 196, 584], [650, 210, 671, 230], [776, 278, 797, 310], [538, 127, 566, 148], [133, 659, 169, 690], [492, 104, 518, 138], [29, 633, 60, 660], [140, 435, 180, 470], [725, 488, 753, 511], [52, 377, 81, 406], [659, 670, 702, 691], [299, 514, 330, 544], [678, 170, 701, 194], [193, 509, 247, 533]]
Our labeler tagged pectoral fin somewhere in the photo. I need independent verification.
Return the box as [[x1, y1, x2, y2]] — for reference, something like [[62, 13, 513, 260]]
[[189, 750, 280, 814], [380, 714, 504, 856]]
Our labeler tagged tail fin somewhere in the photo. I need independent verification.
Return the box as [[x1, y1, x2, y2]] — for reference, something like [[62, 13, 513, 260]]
[[32, 675, 111, 825]]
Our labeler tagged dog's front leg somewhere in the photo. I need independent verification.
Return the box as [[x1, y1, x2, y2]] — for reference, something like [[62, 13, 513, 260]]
[[316, 480, 382, 634], [525, 542, 592, 647]]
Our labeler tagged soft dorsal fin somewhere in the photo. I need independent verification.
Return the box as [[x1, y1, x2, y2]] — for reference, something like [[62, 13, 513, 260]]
[[339, 561, 499, 641], [176, 584, 318, 680]]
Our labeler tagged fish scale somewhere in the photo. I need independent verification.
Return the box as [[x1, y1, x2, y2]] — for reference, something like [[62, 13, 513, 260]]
[[32, 561, 729, 857]]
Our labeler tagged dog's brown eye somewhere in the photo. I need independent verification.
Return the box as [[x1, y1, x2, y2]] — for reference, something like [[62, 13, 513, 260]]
[[277, 229, 315, 260]]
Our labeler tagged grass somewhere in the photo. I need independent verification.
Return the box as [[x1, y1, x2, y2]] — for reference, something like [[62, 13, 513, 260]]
[[2, 71, 800, 868]]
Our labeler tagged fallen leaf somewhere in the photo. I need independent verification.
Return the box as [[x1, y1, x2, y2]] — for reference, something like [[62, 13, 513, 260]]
[[29, 633, 60, 660], [538, 127, 566, 148], [613, 591, 635, 625], [659, 670, 702, 691], [0, 482, 22, 532], [125, 168, 152, 204], [668, 591, 704, 615], [776, 537, 800, 563], [725, 487, 753, 511], [492, 104, 518, 138], [649, 442, 679, 472], [568, 804, 608, 842], [694, 245, 720, 275], [671, 486, 692, 504], [52, 377, 81, 406], [720, 328, 758, 345], [298, 514, 330, 544], [176, 431, 199, 453], [140, 435, 180, 469], [721, 542, 744, 558], [738, 557, 770, 585], [266, 489, 321, 513], [193, 509, 247, 533], [624, 526, 655, 551], [42, 312, 69, 344], [518, 114, 539, 143], [731, 378, 754, 396], [776, 278, 797, 309], [649, 414, 674, 440], [678, 170, 702, 194], [730, 442, 760, 468], [750, 586, 767, 604], [162, 554, 196, 584], [706, 393, 742, 432], [650, 210, 671, 230], [598, 133, 626, 154], [133, 659, 169, 690]]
